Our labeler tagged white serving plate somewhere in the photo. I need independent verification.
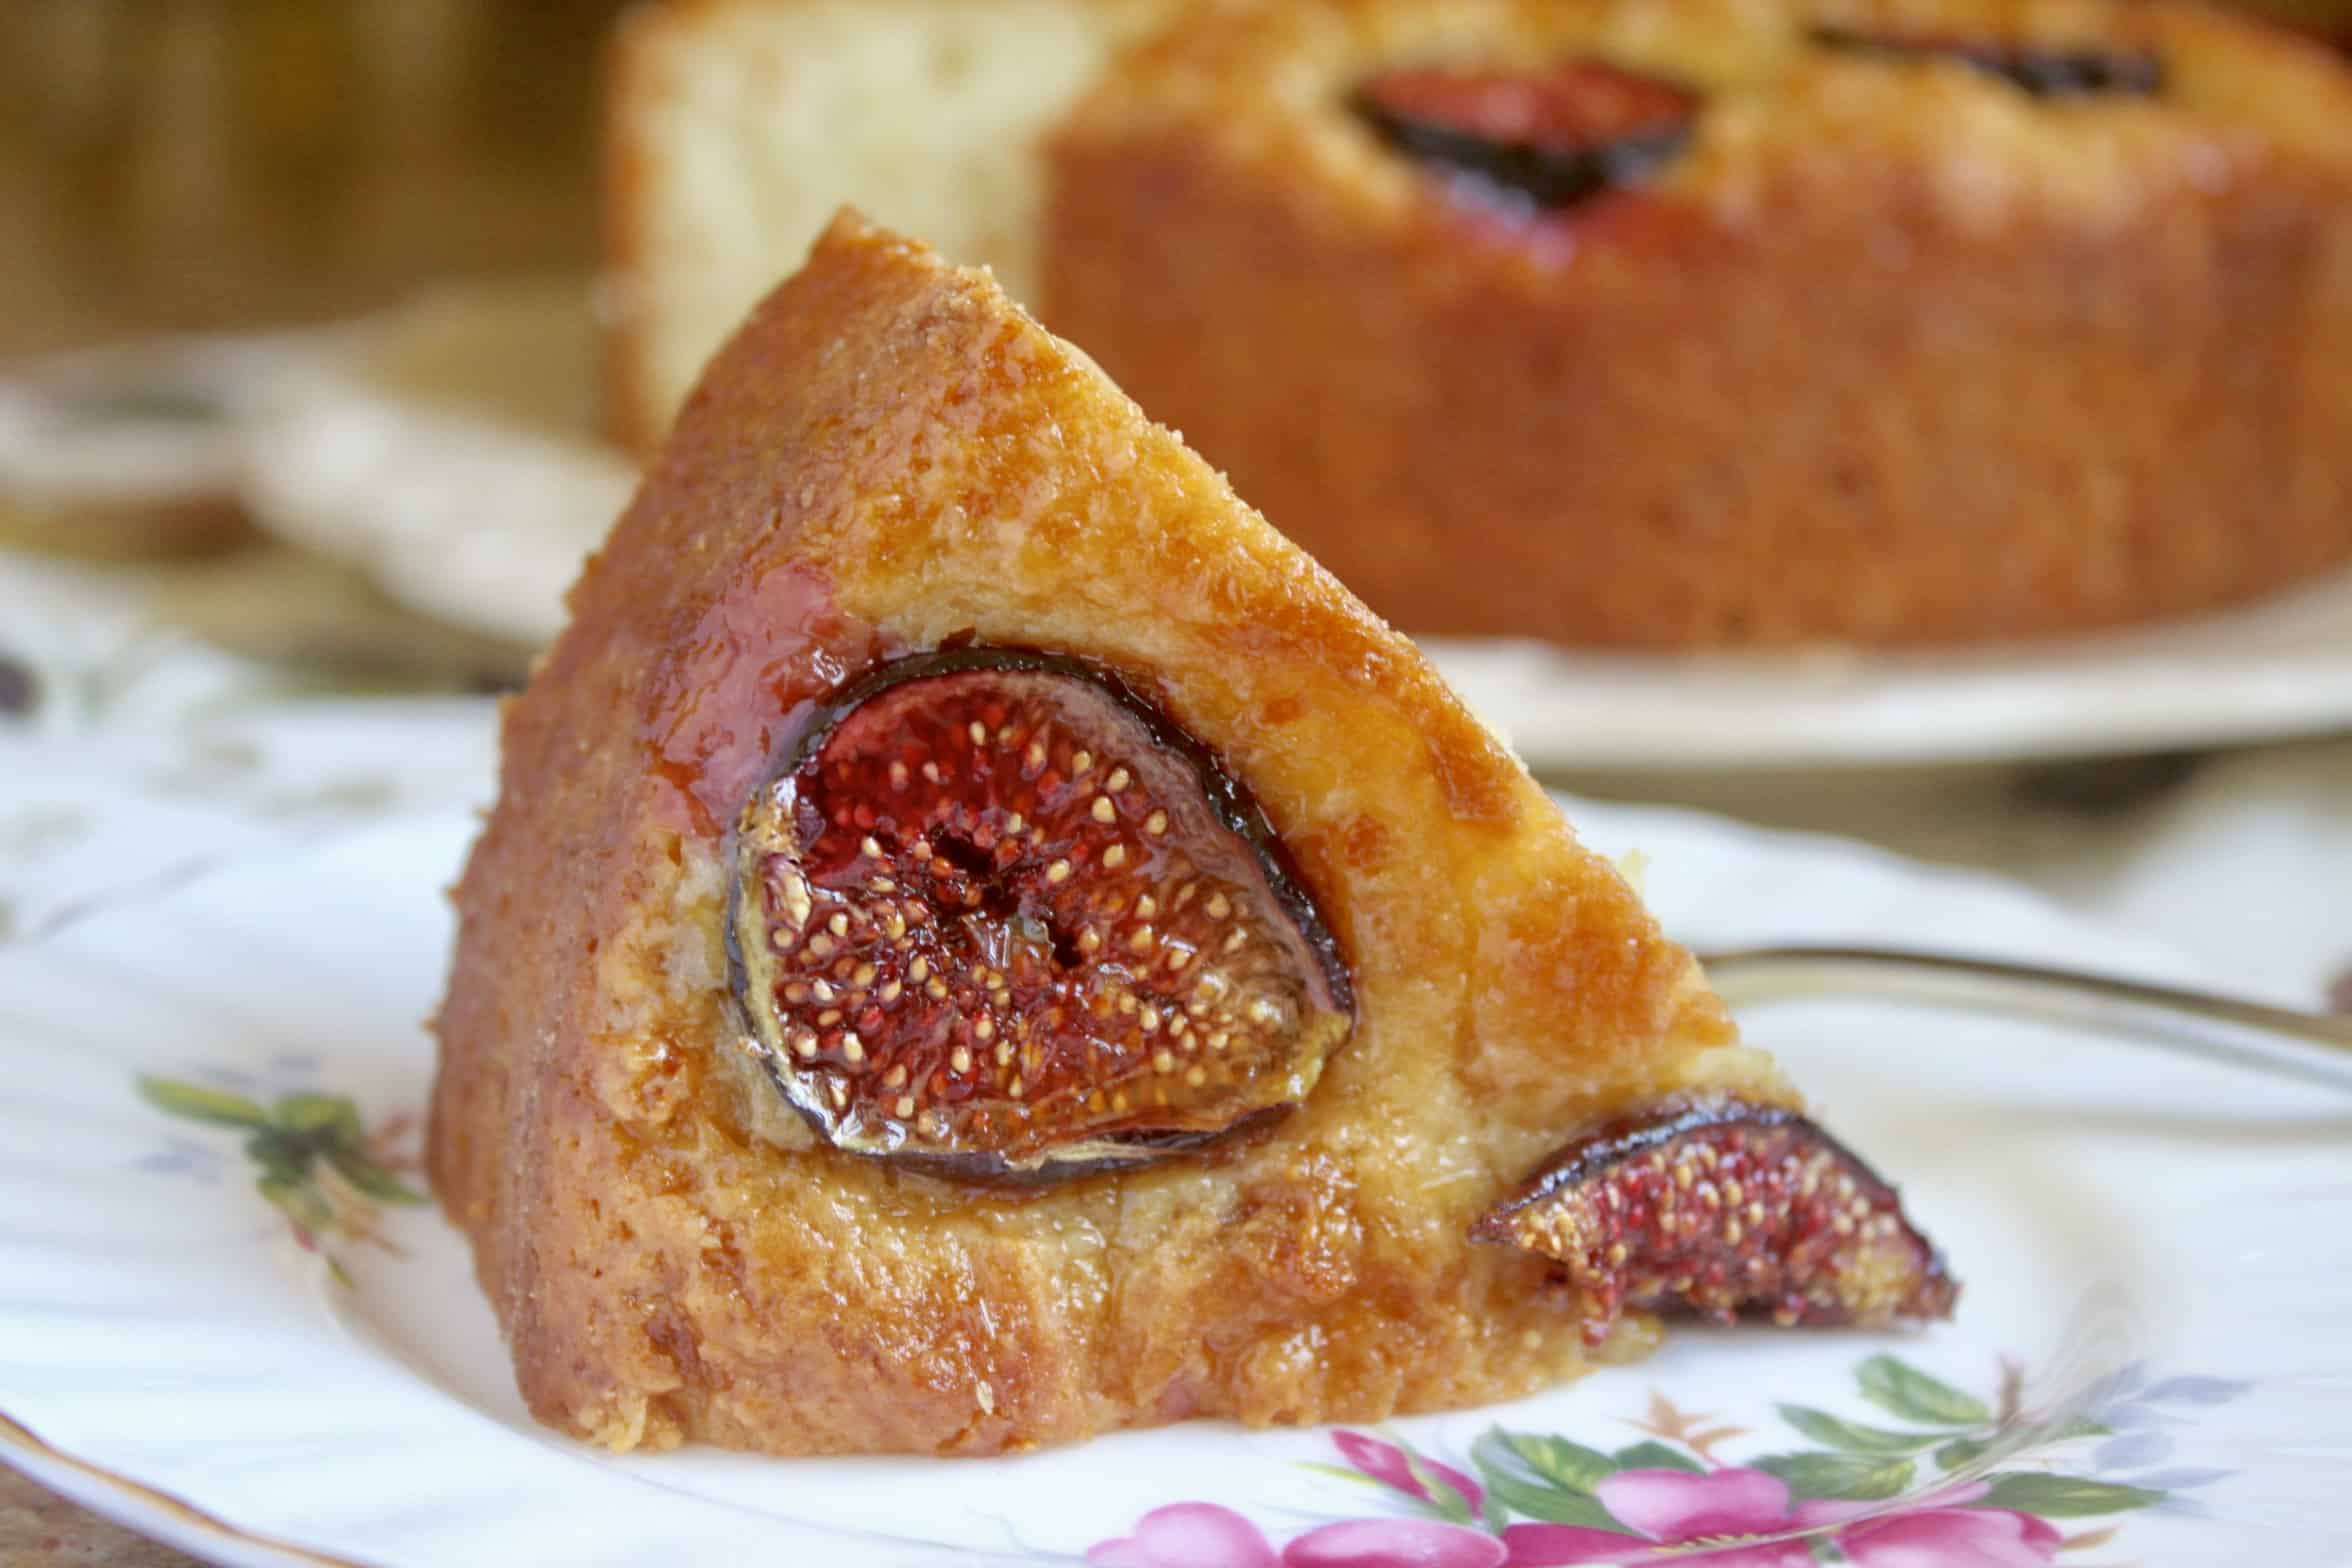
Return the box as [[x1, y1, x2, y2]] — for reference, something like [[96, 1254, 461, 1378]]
[[3, 796, 2347, 1566], [233, 284, 2352, 772]]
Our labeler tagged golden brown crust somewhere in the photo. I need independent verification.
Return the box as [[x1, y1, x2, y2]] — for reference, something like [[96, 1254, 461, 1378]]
[[430, 211, 1786, 1456], [1044, 0, 2352, 647]]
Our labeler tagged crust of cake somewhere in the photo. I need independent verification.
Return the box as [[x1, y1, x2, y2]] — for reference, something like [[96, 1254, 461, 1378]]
[[1043, 0, 2352, 647], [430, 211, 1789, 1456]]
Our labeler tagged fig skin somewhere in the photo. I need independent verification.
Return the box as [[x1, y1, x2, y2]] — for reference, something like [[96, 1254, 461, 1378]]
[[727, 646, 1355, 1183], [1475, 1099, 1957, 1345], [1352, 60, 1700, 212], [1812, 28, 2165, 96]]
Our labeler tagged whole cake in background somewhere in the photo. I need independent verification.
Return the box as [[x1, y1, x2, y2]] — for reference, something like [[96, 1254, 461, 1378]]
[[1044, 0, 2352, 648], [430, 213, 1952, 1457], [606, 0, 2352, 650], [2225, 0, 2352, 45]]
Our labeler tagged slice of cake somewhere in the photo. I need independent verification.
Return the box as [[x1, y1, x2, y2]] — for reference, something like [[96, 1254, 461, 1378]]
[[603, 0, 1175, 450], [430, 212, 1952, 1457]]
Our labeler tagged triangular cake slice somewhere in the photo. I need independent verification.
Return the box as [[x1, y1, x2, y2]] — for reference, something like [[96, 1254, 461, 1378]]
[[428, 212, 1951, 1457]]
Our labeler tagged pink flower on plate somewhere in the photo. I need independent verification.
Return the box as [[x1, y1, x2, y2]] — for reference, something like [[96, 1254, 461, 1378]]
[[1503, 1468, 1815, 1567], [1333, 1431, 1485, 1513], [1833, 1507, 2062, 1568], [1285, 1519, 1510, 1568], [1795, 1482, 2062, 1568], [1089, 1503, 1280, 1568], [1088, 1502, 1507, 1568]]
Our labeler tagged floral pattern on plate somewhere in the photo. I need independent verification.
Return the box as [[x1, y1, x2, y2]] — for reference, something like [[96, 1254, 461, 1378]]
[[136, 1073, 424, 1284], [1091, 1355, 2246, 1567]]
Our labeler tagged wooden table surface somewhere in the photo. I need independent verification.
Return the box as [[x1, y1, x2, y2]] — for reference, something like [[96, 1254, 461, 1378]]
[[0, 0, 623, 360], [0, 1467, 199, 1568]]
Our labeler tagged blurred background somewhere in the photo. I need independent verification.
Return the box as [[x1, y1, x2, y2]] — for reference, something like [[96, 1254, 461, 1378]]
[[1, 0, 2348, 928], [0, 0, 648, 692], [1, 0, 2347, 687], [0, 0, 2343, 359], [0, 0, 626, 357]]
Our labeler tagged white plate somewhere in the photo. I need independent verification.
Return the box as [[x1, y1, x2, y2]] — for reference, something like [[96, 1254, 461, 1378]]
[[236, 283, 637, 655], [1426, 572, 2352, 768], [233, 283, 2352, 771], [4, 797, 2349, 1567]]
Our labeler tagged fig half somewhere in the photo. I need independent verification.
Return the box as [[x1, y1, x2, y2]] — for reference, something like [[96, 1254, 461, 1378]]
[[1353, 60, 1700, 211], [1475, 1100, 1956, 1344], [729, 647, 1354, 1180]]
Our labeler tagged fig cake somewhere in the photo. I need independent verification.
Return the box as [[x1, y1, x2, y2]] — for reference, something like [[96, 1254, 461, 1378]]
[[428, 212, 1953, 1457], [1043, 0, 2352, 647]]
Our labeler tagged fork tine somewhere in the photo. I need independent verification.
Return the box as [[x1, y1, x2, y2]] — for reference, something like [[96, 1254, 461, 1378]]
[[1696, 944, 2352, 1088]]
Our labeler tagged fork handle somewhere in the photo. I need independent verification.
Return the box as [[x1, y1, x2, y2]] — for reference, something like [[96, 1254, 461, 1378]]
[[1694, 944, 2352, 1082]]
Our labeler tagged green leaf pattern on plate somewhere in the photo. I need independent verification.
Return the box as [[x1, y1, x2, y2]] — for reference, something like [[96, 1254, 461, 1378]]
[[1609, 1440, 1704, 1475], [1775, 1403, 1954, 1456], [134, 1077, 274, 1129], [137, 1073, 425, 1280], [1751, 1449, 1918, 1501], [1980, 1472, 2169, 1517], [1856, 1353, 1994, 1426], [1468, 1430, 1629, 1532]]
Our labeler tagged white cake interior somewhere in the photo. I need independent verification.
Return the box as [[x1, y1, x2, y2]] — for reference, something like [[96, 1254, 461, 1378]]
[[611, 0, 1170, 444]]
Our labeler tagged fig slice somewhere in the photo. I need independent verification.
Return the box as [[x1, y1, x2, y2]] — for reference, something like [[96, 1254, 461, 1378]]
[[1474, 1100, 1956, 1345], [1352, 60, 1700, 211], [728, 646, 1354, 1181], [1812, 28, 2163, 97]]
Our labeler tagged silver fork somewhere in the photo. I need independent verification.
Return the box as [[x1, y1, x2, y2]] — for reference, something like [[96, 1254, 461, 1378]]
[[1695, 944, 2352, 1088]]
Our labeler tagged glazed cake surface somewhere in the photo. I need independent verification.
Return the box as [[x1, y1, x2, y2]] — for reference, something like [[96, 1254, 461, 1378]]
[[428, 213, 1818, 1456], [1044, 0, 2352, 647]]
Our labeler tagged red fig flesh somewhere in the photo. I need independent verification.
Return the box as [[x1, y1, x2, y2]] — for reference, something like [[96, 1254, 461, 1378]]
[[1475, 1100, 1956, 1344], [1353, 60, 1699, 211], [729, 648, 1353, 1180]]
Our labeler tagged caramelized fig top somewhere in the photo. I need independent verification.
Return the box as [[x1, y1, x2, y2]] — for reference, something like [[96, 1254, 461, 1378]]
[[1353, 59, 1701, 212], [1475, 1098, 1957, 1345], [728, 647, 1355, 1181]]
